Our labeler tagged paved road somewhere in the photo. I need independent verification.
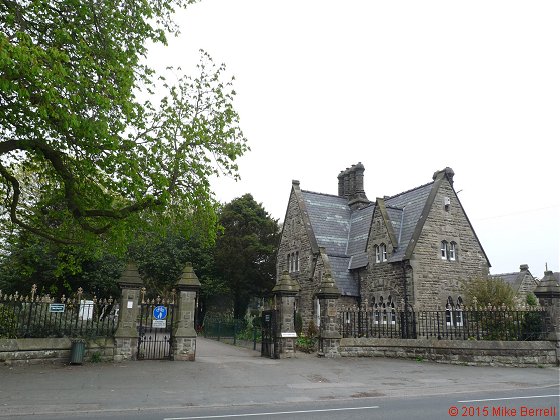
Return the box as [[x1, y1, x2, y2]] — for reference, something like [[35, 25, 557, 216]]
[[1, 338, 558, 419]]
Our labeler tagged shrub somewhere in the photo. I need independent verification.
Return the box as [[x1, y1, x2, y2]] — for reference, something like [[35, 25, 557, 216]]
[[463, 277, 516, 308], [296, 335, 316, 353], [526, 293, 538, 307], [295, 320, 319, 353]]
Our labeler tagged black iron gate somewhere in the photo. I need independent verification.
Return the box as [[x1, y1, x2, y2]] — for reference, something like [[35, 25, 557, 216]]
[[137, 300, 175, 360], [261, 309, 279, 359]]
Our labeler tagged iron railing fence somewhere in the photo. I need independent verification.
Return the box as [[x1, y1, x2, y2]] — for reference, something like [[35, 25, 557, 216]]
[[203, 315, 246, 343], [0, 285, 118, 339], [339, 307, 550, 341]]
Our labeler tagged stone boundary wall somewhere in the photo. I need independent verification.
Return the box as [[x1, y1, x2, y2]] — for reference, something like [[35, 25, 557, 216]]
[[0, 338, 115, 365], [339, 338, 558, 367]]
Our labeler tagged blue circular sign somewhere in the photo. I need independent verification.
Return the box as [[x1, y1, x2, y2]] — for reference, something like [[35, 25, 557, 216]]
[[153, 305, 167, 320]]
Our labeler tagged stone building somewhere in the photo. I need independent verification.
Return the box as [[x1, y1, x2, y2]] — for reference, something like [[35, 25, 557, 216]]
[[276, 164, 491, 327], [491, 264, 539, 305]]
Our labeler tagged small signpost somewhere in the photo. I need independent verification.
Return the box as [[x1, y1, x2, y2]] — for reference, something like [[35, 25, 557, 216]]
[[49, 303, 65, 313], [153, 305, 167, 320], [152, 305, 167, 328]]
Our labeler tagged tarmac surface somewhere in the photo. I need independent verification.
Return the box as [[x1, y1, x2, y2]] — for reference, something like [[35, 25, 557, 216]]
[[1, 337, 559, 417]]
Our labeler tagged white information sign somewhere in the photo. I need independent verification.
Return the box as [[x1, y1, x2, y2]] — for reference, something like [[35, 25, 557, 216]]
[[281, 332, 297, 338], [152, 319, 166, 329], [79, 300, 94, 320]]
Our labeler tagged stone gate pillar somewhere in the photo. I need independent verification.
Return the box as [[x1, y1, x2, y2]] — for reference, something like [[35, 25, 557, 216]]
[[173, 263, 201, 361], [272, 270, 300, 358], [316, 272, 341, 358], [114, 263, 143, 361], [533, 270, 560, 366]]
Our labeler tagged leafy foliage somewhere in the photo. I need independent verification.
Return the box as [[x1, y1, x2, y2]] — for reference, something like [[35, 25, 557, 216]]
[[526, 292, 538, 307], [295, 320, 319, 353], [0, 0, 248, 250], [214, 194, 280, 318], [463, 277, 516, 308], [0, 228, 123, 297], [129, 229, 226, 315]]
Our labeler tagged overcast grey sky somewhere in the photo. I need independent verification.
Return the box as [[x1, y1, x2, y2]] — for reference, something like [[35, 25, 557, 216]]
[[148, 0, 559, 277]]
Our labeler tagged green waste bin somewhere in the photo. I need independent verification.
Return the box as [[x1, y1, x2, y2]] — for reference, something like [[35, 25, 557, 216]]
[[70, 339, 86, 365]]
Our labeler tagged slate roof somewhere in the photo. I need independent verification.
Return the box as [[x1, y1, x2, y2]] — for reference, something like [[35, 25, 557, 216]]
[[491, 270, 539, 293], [302, 191, 350, 256], [329, 256, 358, 296], [299, 181, 436, 297], [384, 182, 434, 262], [491, 272, 523, 291], [346, 204, 375, 256]]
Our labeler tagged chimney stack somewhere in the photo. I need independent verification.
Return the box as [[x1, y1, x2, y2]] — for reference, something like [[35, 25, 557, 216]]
[[433, 167, 455, 186], [337, 163, 369, 209], [354, 162, 365, 196], [337, 171, 345, 197], [349, 164, 356, 198], [344, 168, 351, 199]]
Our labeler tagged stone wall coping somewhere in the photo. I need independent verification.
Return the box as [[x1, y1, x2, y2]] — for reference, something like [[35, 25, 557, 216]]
[[340, 337, 556, 351], [0, 337, 114, 352]]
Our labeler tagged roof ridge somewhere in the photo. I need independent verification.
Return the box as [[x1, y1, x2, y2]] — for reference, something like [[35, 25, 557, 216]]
[[301, 189, 344, 199], [491, 272, 520, 276], [385, 180, 435, 201]]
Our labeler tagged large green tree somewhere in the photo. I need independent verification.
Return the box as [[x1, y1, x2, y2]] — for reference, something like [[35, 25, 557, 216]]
[[0, 0, 247, 251], [214, 194, 280, 318], [0, 228, 124, 298]]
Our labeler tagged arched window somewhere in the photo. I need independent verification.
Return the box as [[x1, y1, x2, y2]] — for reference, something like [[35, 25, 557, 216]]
[[449, 242, 457, 261], [287, 254, 291, 272], [386, 296, 395, 325], [445, 296, 454, 326], [380, 244, 387, 262], [455, 297, 464, 326], [374, 245, 381, 263], [373, 296, 382, 324], [441, 241, 448, 260], [295, 251, 300, 271], [445, 296, 464, 327]]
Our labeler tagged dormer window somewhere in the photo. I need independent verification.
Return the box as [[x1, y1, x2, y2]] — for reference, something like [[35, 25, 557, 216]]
[[375, 244, 387, 263], [288, 251, 300, 273]]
